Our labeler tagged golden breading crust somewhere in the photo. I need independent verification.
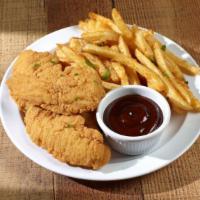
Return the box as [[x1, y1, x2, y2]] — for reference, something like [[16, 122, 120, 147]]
[[7, 50, 105, 115], [24, 106, 111, 169]]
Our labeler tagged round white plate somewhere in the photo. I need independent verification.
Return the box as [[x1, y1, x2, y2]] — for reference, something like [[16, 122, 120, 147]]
[[1, 26, 200, 181]]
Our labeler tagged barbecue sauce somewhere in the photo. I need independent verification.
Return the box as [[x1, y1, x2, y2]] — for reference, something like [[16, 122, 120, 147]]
[[103, 94, 163, 137]]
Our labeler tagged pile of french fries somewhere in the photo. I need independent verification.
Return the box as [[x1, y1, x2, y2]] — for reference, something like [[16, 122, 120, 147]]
[[56, 8, 200, 113]]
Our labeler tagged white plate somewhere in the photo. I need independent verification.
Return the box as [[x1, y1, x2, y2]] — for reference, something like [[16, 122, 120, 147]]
[[1, 26, 200, 181]]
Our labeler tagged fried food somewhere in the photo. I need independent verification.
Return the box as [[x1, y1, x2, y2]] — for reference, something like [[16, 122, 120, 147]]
[[78, 8, 200, 112], [81, 52, 110, 80], [111, 8, 135, 51], [7, 50, 105, 115], [68, 38, 86, 53], [118, 36, 140, 84], [6, 8, 200, 171], [83, 44, 166, 93], [56, 44, 88, 67], [24, 106, 111, 169], [79, 19, 112, 32], [164, 53, 184, 80], [118, 36, 131, 57], [82, 31, 119, 44], [108, 62, 129, 85], [135, 48, 192, 111], [165, 50, 200, 75], [88, 12, 121, 34], [103, 60, 120, 83], [134, 28, 154, 60], [102, 81, 120, 90], [144, 32, 200, 75], [153, 43, 194, 107]]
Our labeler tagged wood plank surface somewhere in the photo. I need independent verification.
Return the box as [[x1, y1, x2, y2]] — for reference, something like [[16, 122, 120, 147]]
[[1, 0, 200, 199], [0, 1, 54, 200]]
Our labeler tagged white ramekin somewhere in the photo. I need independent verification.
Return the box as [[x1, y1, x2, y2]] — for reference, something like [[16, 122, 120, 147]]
[[96, 85, 171, 155]]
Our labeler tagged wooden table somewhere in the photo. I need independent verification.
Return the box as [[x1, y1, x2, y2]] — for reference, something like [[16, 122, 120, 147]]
[[1, 0, 200, 199]]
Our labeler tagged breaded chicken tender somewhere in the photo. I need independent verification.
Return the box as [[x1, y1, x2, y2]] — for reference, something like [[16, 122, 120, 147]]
[[24, 106, 111, 169], [7, 50, 105, 115]]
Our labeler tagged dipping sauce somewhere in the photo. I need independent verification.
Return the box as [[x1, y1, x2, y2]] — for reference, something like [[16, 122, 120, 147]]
[[103, 94, 163, 137]]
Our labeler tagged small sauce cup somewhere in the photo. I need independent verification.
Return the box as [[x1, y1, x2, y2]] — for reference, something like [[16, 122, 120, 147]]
[[96, 85, 171, 155]]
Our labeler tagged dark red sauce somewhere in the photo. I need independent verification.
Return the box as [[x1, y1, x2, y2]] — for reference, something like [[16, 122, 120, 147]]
[[103, 94, 163, 137]]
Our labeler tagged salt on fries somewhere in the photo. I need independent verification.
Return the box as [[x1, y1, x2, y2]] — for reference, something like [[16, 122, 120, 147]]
[[55, 8, 200, 113]]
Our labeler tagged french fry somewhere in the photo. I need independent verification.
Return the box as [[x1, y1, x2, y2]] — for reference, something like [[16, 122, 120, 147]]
[[79, 19, 95, 32], [118, 36, 131, 57], [79, 19, 111, 32], [135, 48, 192, 111], [143, 31, 157, 48], [111, 8, 135, 51], [83, 44, 165, 92], [130, 26, 138, 35], [134, 29, 154, 60], [165, 50, 200, 75], [135, 49, 166, 83], [174, 79, 200, 111], [102, 81, 120, 90], [109, 62, 129, 85], [178, 81, 200, 111], [56, 44, 88, 67], [145, 32, 200, 75], [104, 61, 120, 83], [171, 102, 187, 114], [56, 46, 71, 63], [135, 49, 161, 75], [82, 31, 119, 44], [111, 45, 120, 52], [96, 19, 112, 32], [62, 9, 200, 113], [68, 38, 86, 52], [118, 36, 140, 84], [191, 97, 200, 111], [154, 43, 192, 106], [164, 53, 185, 80], [125, 67, 140, 85], [82, 52, 110, 79], [89, 12, 121, 34]]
